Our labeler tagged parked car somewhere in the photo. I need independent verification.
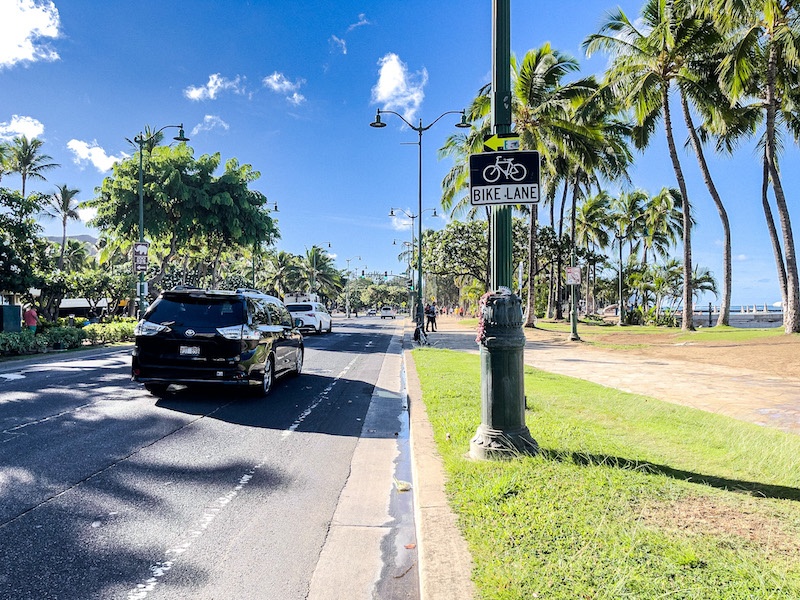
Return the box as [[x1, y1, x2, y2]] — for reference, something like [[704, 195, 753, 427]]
[[132, 287, 303, 397], [366, 308, 377, 316], [380, 306, 397, 319], [286, 301, 332, 334]]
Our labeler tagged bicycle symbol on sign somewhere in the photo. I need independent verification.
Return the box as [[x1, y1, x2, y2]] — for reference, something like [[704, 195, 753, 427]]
[[482, 155, 528, 183]]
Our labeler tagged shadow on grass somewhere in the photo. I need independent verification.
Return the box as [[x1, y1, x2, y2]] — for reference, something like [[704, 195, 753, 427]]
[[540, 448, 800, 502]]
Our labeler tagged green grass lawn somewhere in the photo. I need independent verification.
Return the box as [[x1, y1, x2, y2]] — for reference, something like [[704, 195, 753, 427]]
[[413, 348, 800, 599]]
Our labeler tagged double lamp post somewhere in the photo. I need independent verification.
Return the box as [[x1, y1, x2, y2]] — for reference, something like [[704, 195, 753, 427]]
[[134, 124, 189, 318], [370, 109, 470, 329]]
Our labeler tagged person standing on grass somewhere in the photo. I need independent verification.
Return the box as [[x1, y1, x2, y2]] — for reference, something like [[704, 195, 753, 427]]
[[23, 305, 38, 333]]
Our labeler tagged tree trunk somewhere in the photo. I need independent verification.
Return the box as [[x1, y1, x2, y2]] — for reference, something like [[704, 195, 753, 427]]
[[761, 150, 788, 309], [680, 92, 731, 327], [662, 86, 694, 331], [524, 204, 538, 327], [555, 181, 569, 320], [764, 44, 800, 333]]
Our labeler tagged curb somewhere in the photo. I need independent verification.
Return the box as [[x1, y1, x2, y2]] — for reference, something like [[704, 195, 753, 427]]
[[404, 324, 476, 600]]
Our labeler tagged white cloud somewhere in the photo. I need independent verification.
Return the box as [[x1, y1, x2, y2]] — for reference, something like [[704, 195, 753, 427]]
[[371, 53, 427, 123], [330, 35, 347, 55], [0, 0, 60, 69], [736, 254, 748, 261], [391, 214, 412, 231], [263, 72, 307, 104], [190, 115, 229, 136], [0, 114, 45, 139], [347, 13, 370, 32], [184, 73, 244, 101], [67, 139, 126, 173]]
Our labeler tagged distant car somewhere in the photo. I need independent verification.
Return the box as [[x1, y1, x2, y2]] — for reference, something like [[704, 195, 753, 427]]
[[380, 306, 397, 319], [367, 308, 377, 316], [286, 302, 332, 334], [132, 287, 303, 397]]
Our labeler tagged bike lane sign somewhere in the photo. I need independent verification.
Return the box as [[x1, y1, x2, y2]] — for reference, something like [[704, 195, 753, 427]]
[[469, 150, 540, 206]]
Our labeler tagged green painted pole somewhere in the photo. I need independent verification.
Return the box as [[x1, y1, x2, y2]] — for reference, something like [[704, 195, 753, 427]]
[[471, 0, 537, 460]]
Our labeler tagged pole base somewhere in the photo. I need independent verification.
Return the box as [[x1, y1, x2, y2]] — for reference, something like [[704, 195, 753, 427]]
[[469, 424, 538, 461]]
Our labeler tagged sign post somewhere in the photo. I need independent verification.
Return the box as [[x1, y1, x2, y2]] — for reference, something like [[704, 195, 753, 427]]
[[469, 0, 538, 461]]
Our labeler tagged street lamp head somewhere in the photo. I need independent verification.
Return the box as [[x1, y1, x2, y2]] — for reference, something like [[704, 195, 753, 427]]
[[370, 111, 387, 128], [455, 111, 471, 129], [173, 125, 190, 142], [388, 208, 395, 217], [432, 208, 438, 217]]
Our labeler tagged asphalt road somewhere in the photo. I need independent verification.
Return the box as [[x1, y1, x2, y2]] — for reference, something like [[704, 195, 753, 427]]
[[0, 317, 409, 600]]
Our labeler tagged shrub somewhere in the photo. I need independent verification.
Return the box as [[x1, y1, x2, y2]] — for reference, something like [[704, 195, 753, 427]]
[[45, 327, 87, 349], [0, 330, 48, 355]]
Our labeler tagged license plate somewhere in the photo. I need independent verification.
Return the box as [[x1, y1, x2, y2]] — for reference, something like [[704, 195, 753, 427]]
[[180, 345, 200, 356]]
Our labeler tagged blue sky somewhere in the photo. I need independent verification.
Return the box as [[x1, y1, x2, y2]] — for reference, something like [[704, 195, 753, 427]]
[[1, 0, 795, 306]]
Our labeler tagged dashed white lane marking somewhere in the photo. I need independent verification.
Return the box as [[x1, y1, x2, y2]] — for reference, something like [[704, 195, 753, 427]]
[[129, 352, 363, 598], [282, 355, 359, 438]]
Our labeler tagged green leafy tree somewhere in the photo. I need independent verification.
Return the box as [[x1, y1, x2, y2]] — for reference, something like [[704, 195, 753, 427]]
[[86, 145, 278, 300]]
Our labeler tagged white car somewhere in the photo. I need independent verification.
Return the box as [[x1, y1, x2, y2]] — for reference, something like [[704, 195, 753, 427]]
[[286, 302, 332, 334], [380, 306, 397, 319]]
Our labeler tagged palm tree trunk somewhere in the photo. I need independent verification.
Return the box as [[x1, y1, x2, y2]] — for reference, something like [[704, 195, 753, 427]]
[[680, 92, 731, 326], [765, 45, 800, 333], [524, 203, 538, 326], [555, 181, 569, 320], [761, 151, 787, 309], [58, 217, 67, 270], [662, 86, 694, 331]]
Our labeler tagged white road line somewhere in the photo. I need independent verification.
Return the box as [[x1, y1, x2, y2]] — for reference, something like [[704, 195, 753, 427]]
[[129, 352, 362, 598], [282, 355, 359, 438]]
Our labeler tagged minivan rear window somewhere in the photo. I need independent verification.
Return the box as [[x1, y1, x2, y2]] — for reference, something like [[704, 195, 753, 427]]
[[286, 304, 313, 312], [146, 296, 244, 327]]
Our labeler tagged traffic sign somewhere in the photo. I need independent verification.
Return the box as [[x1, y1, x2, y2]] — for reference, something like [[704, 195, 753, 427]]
[[133, 242, 149, 273], [483, 133, 520, 152], [566, 266, 581, 286], [469, 151, 540, 206]]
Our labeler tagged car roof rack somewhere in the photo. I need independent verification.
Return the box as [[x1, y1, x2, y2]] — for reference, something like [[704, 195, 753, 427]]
[[235, 288, 262, 294]]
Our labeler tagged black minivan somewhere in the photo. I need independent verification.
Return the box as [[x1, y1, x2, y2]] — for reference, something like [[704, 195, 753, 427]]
[[132, 287, 303, 397]]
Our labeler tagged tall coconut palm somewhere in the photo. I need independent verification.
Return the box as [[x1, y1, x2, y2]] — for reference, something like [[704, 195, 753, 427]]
[[7, 135, 59, 199], [585, 0, 707, 331], [513, 44, 602, 325], [702, 0, 800, 333], [43, 184, 81, 269], [265, 251, 301, 298]]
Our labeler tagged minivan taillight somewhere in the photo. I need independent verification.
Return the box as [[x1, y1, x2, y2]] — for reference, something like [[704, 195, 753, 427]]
[[216, 324, 260, 341], [134, 320, 170, 336]]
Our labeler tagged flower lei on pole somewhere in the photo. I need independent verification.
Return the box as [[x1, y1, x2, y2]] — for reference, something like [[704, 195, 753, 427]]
[[476, 291, 493, 344]]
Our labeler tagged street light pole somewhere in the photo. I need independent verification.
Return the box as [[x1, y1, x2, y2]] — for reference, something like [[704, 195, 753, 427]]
[[253, 201, 278, 289], [134, 124, 188, 319], [372, 110, 470, 333], [345, 255, 360, 318]]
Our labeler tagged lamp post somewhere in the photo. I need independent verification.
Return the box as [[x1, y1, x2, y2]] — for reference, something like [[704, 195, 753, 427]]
[[372, 109, 470, 332], [389, 206, 438, 315], [134, 124, 189, 318], [615, 226, 627, 326], [345, 255, 361, 318], [252, 201, 278, 289]]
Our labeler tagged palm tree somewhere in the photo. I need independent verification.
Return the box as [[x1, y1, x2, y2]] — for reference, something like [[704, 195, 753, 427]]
[[6, 135, 59, 198], [61, 239, 91, 272], [703, 0, 800, 333], [585, 0, 709, 331], [265, 251, 301, 298], [43, 184, 81, 269], [512, 44, 602, 325]]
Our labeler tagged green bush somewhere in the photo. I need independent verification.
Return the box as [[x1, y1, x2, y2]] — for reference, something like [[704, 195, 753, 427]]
[[45, 327, 87, 349], [83, 320, 135, 344], [0, 330, 44, 354]]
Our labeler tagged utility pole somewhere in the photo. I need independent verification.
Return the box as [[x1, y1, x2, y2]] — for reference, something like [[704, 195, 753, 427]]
[[470, 0, 537, 460]]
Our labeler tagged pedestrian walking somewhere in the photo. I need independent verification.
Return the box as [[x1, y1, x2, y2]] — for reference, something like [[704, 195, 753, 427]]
[[23, 305, 38, 333]]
